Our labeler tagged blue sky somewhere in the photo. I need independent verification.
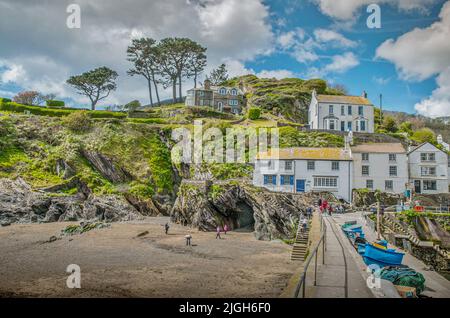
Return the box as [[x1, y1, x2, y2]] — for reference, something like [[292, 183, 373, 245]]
[[0, 0, 449, 117]]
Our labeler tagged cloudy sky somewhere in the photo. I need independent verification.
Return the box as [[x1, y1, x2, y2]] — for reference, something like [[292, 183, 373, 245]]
[[0, 0, 449, 117]]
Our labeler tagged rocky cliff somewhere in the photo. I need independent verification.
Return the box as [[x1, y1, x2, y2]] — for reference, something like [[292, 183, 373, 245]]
[[171, 180, 338, 240]]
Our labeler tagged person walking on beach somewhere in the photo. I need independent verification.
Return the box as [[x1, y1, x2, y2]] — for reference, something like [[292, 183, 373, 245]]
[[224, 224, 228, 235], [216, 226, 222, 239], [185, 234, 192, 246], [164, 223, 170, 235]]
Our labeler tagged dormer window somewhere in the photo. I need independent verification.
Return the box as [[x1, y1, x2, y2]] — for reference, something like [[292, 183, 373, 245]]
[[220, 88, 227, 95], [230, 89, 237, 96]]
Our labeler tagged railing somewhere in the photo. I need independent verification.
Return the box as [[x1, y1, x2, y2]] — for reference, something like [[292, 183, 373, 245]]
[[293, 212, 327, 298]]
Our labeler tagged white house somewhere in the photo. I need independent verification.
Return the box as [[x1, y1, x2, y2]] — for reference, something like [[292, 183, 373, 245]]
[[352, 143, 409, 194], [408, 142, 449, 194], [437, 134, 449, 152], [253, 147, 353, 202], [308, 90, 375, 133]]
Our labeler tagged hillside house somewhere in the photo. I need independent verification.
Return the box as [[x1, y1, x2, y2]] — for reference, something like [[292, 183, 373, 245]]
[[408, 142, 449, 194], [308, 90, 375, 133], [352, 143, 409, 194], [185, 79, 245, 114], [253, 147, 353, 202]]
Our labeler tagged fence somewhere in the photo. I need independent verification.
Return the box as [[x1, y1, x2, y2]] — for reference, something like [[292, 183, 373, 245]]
[[293, 213, 327, 298]]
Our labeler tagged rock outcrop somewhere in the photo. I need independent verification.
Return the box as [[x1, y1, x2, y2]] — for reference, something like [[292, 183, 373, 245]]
[[171, 180, 338, 240], [0, 178, 143, 224]]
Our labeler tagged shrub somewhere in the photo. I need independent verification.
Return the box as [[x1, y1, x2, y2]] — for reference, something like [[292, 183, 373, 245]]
[[63, 111, 92, 132], [46, 100, 65, 107], [411, 128, 436, 144], [247, 107, 261, 120], [0, 98, 12, 104]]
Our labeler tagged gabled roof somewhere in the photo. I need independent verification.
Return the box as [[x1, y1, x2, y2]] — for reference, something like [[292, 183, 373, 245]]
[[407, 142, 447, 155], [257, 147, 352, 161], [316, 94, 373, 106], [351, 143, 406, 154]]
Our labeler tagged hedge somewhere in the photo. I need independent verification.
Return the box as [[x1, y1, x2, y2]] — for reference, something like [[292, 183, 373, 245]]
[[46, 100, 65, 107], [0, 98, 12, 104], [0, 101, 127, 119], [248, 107, 261, 120]]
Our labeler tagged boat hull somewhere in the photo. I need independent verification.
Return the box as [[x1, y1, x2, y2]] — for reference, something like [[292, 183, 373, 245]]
[[363, 244, 404, 266]]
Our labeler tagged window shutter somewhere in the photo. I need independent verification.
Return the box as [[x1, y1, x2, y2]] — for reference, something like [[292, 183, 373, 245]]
[[272, 175, 276, 185], [280, 175, 285, 185], [264, 175, 268, 185], [290, 176, 294, 185]]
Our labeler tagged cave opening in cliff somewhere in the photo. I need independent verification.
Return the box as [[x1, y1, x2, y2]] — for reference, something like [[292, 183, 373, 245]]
[[230, 201, 255, 232]]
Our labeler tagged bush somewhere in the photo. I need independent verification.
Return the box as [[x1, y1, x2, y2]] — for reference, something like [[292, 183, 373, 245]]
[[0, 98, 12, 104], [46, 100, 65, 107], [247, 107, 261, 120], [63, 111, 92, 132]]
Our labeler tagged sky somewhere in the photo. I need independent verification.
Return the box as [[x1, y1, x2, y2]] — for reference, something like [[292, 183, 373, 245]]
[[0, 0, 449, 117]]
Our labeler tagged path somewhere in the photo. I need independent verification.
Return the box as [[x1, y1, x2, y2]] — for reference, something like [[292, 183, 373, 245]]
[[303, 215, 374, 298]]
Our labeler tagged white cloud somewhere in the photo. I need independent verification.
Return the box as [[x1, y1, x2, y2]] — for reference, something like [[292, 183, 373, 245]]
[[224, 59, 295, 80], [0, 0, 274, 105], [373, 76, 391, 85], [376, 1, 450, 81], [312, 0, 439, 22], [324, 52, 360, 73], [313, 29, 357, 48], [415, 66, 450, 117], [375, 1, 450, 117], [257, 69, 295, 79]]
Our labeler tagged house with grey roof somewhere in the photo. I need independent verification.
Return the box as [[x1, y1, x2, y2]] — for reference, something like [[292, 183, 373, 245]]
[[308, 90, 375, 133], [185, 79, 245, 114]]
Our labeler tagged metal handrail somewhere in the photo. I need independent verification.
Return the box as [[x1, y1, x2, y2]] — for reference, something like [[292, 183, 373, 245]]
[[293, 212, 327, 298]]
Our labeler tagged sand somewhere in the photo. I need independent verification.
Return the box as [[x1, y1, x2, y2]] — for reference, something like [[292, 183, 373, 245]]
[[0, 217, 298, 298]]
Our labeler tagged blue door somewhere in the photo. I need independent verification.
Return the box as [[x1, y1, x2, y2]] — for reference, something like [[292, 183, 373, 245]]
[[296, 180, 306, 193]]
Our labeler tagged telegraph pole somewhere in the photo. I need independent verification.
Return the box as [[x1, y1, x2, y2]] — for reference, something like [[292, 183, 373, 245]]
[[379, 94, 383, 126]]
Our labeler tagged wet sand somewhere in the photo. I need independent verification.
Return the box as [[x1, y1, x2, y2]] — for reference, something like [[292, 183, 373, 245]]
[[0, 217, 297, 298]]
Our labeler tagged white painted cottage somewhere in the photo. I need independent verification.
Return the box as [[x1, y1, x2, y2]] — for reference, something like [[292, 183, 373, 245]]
[[253, 147, 353, 202], [308, 90, 375, 133], [408, 142, 449, 194], [351, 143, 409, 194]]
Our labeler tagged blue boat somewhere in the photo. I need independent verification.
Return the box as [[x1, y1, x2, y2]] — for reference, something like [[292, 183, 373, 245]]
[[363, 243, 404, 266], [357, 243, 366, 255]]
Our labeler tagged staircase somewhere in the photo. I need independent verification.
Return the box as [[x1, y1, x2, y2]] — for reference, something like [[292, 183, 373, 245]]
[[291, 221, 310, 261]]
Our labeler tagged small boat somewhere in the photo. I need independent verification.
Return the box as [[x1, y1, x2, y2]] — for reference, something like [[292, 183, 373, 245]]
[[357, 243, 366, 255], [343, 225, 363, 238], [363, 243, 404, 266], [341, 221, 357, 229]]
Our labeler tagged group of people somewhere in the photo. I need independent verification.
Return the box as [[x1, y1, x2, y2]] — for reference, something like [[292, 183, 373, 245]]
[[164, 222, 231, 245], [318, 198, 346, 216]]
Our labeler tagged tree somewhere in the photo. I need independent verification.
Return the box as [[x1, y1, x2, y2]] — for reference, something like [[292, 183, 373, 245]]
[[67, 67, 118, 110], [158, 38, 207, 103], [127, 38, 161, 106], [411, 128, 436, 144], [13, 91, 42, 105], [124, 100, 141, 114], [185, 46, 207, 88], [399, 121, 413, 136], [207, 64, 229, 85], [329, 83, 348, 95], [383, 116, 398, 133]]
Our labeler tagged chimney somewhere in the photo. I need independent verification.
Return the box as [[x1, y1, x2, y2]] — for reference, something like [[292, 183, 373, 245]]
[[362, 90, 368, 98], [204, 79, 211, 90]]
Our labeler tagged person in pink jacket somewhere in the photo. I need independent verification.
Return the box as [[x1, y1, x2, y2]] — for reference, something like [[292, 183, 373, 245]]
[[224, 224, 228, 235], [216, 226, 221, 239]]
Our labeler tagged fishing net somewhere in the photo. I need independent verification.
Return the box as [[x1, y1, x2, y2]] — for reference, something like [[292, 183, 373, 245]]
[[380, 266, 426, 294]]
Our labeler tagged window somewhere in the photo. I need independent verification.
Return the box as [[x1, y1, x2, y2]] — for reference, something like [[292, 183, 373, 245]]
[[385, 180, 394, 191], [389, 166, 398, 177], [358, 106, 364, 116], [421, 153, 436, 162], [347, 121, 352, 131], [423, 180, 437, 190], [360, 120, 366, 131], [307, 161, 315, 170], [362, 165, 370, 176], [314, 177, 338, 188], [362, 153, 369, 161], [366, 180, 374, 189], [220, 88, 227, 95], [199, 91, 205, 96], [263, 175, 277, 185], [285, 161, 293, 170], [341, 105, 345, 116], [230, 89, 237, 96], [281, 175, 294, 186], [332, 161, 340, 171], [229, 100, 238, 106], [421, 167, 436, 176], [341, 121, 345, 131], [329, 105, 334, 114], [329, 120, 335, 130], [389, 154, 397, 162], [348, 106, 352, 115]]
